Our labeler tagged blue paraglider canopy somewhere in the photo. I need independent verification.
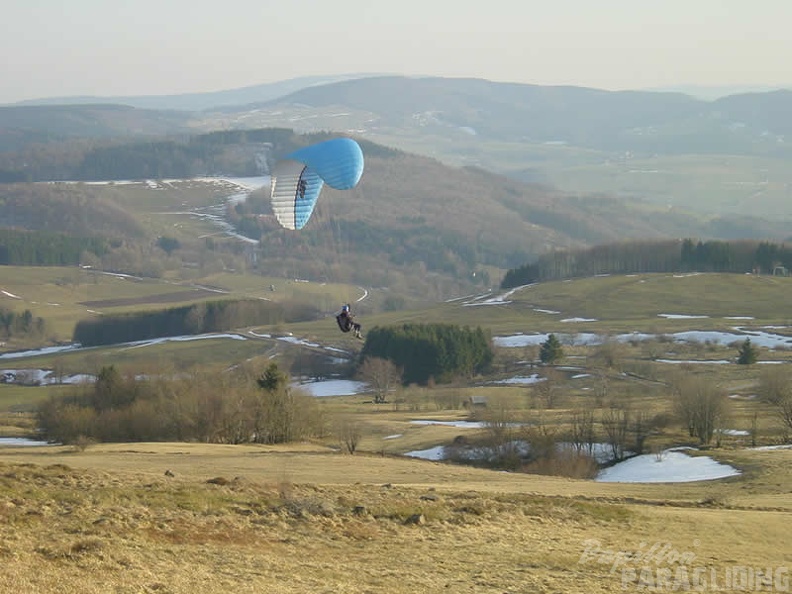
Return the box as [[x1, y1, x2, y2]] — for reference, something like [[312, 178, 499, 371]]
[[270, 138, 364, 230]]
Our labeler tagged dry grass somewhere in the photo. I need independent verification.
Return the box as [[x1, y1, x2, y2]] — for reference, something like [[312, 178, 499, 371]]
[[3, 272, 792, 590], [0, 442, 790, 593]]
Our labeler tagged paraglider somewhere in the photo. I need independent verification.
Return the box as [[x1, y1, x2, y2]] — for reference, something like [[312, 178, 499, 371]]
[[335, 304, 362, 339], [269, 137, 364, 231]]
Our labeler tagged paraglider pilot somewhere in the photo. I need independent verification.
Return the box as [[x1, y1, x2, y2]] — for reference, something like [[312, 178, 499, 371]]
[[336, 304, 362, 339]]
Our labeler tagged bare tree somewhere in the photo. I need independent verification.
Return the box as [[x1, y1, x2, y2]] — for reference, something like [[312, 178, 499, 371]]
[[357, 356, 402, 404], [534, 368, 561, 409], [759, 366, 792, 405], [672, 374, 729, 445], [481, 404, 524, 468], [631, 410, 653, 455], [777, 398, 792, 434], [593, 369, 609, 407], [337, 416, 362, 454], [524, 414, 558, 462], [590, 338, 626, 371], [758, 367, 792, 433], [570, 409, 596, 456], [601, 406, 630, 461]]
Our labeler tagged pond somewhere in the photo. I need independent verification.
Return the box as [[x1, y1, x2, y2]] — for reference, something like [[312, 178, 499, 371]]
[[0, 437, 51, 447]]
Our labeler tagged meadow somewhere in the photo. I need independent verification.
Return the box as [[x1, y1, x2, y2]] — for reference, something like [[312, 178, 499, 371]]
[[2, 271, 792, 592]]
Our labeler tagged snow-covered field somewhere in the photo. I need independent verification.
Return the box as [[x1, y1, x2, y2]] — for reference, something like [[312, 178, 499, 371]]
[[293, 379, 368, 397], [595, 450, 740, 483]]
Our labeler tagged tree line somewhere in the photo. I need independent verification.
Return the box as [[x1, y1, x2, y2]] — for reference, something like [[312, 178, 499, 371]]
[[0, 128, 391, 183], [0, 228, 109, 266], [360, 323, 493, 385], [501, 239, 792, 287], [37, 363, 323, 445], [73, 299, 285, 347], [0, 307, 47, 340]]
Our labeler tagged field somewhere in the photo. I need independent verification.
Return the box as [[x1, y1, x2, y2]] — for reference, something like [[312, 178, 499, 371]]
[[2, 272, 792, 592], [0, 443, 790, 593]]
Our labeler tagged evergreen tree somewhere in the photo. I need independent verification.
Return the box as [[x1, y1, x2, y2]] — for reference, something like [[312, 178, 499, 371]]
[[539, 333, 564, 364], [360, 323, 493, 385], [737, 338, 758, 365], [257, 362, 288, 392]]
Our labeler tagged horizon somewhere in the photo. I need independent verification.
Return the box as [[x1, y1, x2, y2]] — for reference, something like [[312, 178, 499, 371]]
[[3, 0, 792, 104], [4, 74, 791, 107]]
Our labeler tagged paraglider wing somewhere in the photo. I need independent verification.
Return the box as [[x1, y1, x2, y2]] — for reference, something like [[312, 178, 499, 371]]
[[270, 160, 324, 230], [270, 138, 364, 230]]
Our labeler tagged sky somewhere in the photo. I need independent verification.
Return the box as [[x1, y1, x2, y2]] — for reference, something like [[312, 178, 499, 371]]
[[2, 0, 792, 103]]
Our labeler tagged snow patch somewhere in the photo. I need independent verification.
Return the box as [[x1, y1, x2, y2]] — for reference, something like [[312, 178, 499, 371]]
[[595, 450, 740, 483]]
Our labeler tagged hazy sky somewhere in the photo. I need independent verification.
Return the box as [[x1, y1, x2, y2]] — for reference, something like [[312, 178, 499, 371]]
[[3, 0, 791, 103]]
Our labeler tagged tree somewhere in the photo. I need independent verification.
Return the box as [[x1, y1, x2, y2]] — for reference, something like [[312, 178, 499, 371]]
[[255, 363, 296, 444], [672, 374, 729, 445], [590, 339, 625, 370], [534, 367, 561, 409], [539, 334, 564, 365], [759, 367, 792, 433], [257, 362, 288, 392], [337, 416, 362, 454], [157, 236, 180, 255], [601, 406, 630, 461], [91, 365, 133, 412], [737, 338, 758, 365], [357, 356, 402, 404], [570, 409, 596, 456]]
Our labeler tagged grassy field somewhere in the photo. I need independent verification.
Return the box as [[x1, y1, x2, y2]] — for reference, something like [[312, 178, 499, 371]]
[[0, 443, 790, 593], [2, 271, 792, 591], [0, 265, 370, 345]]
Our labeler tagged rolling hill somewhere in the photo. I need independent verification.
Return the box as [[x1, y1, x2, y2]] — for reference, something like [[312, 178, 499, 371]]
[[5, 75, 792, 220], [201, 75, 792, 157], [1, 127, 791, 307]]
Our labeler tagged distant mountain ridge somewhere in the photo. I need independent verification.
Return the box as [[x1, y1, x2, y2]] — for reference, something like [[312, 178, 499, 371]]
[[241, 76, 792, 156], [4, 75, 792, 224], [6, 74, 382, 111], [5, 75, 792, 157]]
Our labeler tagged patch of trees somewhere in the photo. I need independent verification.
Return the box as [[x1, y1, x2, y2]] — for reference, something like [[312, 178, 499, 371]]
[[73, 299, 285, 347], [0, 183, 145, 238], [0, 128, 375, 182], [360, 323, 493, 385], [0, 228, 109, 266], [501, 239, 792, 287], [672, 374, 730, 445], [446, 403, 662, 478], [0, 307, 46, 340], [37, 363, 323, 444]]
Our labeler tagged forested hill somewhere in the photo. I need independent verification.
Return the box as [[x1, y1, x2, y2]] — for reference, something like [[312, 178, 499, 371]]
[[0, 104, 194, 151], [240, 77, 792, 157], [501, 239, 792, 287], [1, 128, 791, 282], [0, 128, 395, 183]]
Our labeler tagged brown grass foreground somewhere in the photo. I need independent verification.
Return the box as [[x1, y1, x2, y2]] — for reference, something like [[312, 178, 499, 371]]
[[1, 443, 791, 593]]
